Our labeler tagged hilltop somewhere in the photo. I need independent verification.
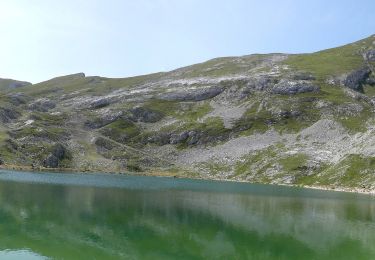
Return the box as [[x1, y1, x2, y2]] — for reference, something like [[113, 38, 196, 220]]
[[1, 34, 375, 191]]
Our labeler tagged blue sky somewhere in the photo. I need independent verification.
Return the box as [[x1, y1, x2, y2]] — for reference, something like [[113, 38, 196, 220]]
[[0, 0, 374, 83]]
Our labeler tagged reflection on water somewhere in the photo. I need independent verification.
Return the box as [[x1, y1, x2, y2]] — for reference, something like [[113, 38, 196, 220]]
[[0, 250, 46, 260], [0, 170, 374, 259]]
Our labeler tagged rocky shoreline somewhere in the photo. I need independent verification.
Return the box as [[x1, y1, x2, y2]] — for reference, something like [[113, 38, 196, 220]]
[[1, 165, 374, 196]]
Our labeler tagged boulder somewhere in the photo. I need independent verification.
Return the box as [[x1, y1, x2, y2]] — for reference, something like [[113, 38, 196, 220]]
[[159, 86, 224, 101], [364, 49, 375, 61], [129, 107, 163, 123], [0, 107, 20, 123], [145, 133, 171, 145], [272, 80, 320, 95], [89, 98, 110, 109], [343, 67, 371, 91], [187, 131, 201, 146], [246, 76, 274, 91], [43, 144, 69, 168], [43, 154, 59, 168], [169, 131, 189, 144], [7, 93, 29, 106], [84, 111, 123, 129], [51, 143, 68, 160], [28, 99, 56, 112], [366, 77, 375, 86]]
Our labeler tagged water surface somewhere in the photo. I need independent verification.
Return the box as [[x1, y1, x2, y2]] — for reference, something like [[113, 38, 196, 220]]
[[0, 170, 374, 259]]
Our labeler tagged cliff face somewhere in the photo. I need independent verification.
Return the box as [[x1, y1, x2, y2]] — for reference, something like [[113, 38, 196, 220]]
[[1, 35, 375, 190]]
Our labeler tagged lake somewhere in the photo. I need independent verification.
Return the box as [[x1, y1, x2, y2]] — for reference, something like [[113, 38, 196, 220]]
[[0, 170, 374, 259]]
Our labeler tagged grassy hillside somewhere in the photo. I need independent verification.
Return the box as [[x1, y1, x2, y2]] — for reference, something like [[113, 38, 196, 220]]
[[0, 34, 375, 191]]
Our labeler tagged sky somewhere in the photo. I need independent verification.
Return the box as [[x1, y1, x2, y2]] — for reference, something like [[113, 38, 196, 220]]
[[0, 0, 374, 83]]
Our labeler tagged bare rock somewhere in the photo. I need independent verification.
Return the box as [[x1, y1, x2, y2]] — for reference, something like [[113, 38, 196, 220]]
[[7, 93, 29, 106], [89, 98, 111, 109], [343, 67, 371, 92], [84, 111, 123, 129], [129, 107, 163, 123], [43, 143, 70, 168], [159, 86, 224, 101], [363, 49, 375, 61], [43, 154, 59, 168], [28, 99, 56, 112], [272, 80, 320, 95], [170, 131, 189, 144], [0, 107, 20, 123]]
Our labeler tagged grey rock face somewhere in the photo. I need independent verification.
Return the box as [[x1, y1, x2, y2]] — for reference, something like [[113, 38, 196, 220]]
[[170, 131, 189, 144], [272, 80, 320, 95], [246, 76, 274, 91], [84, 112, 123, 129], [160, 86, 224, 101], [51, 143, 68, 159], [366, 77, 375, 85], [89, 98, 110, 109], [0, 107, 20, 123], [28, 99, 56, 112], [224, 76, 275, 99], [7, 93, 29, 106], [43, 144, 69, 168], [273, 110, 302, 119], [145, 133, 171, 145], [364, 49, 375, 61], [129, 107, 163, 123], [343, 67, 371, 91], [43, 154, 59, 168]]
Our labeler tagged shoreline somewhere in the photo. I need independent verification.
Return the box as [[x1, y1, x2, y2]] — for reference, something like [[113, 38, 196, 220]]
[[0, 164, 374, 196]]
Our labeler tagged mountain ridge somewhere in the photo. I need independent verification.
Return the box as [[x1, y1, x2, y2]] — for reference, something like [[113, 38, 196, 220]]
[[1, 34, 375, 192]]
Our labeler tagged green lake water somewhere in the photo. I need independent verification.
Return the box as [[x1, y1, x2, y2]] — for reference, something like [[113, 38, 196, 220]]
[[0, 170, 374, 260]]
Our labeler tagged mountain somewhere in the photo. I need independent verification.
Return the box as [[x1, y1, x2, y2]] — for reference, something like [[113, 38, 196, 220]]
[[1, 35, 375, 191]]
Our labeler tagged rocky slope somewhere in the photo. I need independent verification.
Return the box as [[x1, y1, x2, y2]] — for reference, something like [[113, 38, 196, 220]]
[[1, 35, 375, 191]]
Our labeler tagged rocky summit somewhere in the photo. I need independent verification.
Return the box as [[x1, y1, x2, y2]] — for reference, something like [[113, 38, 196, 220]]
[[1, 35, 375, 191]]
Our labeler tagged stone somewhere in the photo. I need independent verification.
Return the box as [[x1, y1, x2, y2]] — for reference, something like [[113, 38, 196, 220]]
[[160, 86, 224, 101], [129, 107, 163, 123], [7, 93, 29, 106], [363, 49, 375, 61], [366, 77, 375, 85], [43, 144, 69, 168], [51, 143, 67, 160], [43, 154, 59, 168], [89, 98, 110, 109], [343, 67, 371, 91], [170, 131, 189, 144], [272, 80, 320, 95], [84, 112, 123, 129], [28, 99, 56, 112], [0, 107, 20, 123]]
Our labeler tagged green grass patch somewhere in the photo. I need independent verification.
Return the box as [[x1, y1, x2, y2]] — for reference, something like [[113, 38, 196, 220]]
[[279, 153, 308, 172], [100, 119, 139, 143], [284, 43, 365, 80], [336, 107, 373, 133]]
